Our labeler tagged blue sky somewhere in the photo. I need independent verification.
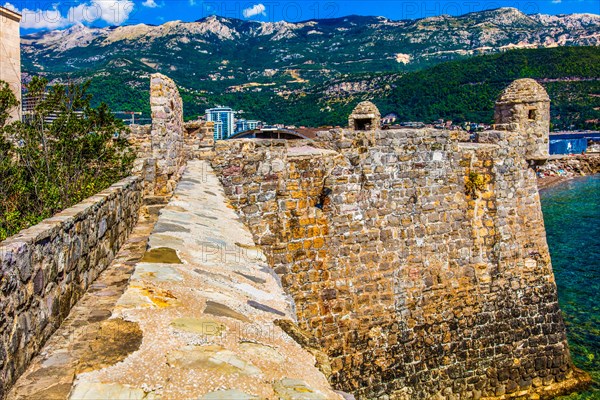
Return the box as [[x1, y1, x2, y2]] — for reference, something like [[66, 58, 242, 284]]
[[4, 0, 599, 31]]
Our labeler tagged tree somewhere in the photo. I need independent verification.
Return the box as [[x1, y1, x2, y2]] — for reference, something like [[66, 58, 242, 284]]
[[0, 77, 134, 240]]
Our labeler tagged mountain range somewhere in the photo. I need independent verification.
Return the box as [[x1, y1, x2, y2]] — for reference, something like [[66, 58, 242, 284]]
[[19, 7, 600, 128]]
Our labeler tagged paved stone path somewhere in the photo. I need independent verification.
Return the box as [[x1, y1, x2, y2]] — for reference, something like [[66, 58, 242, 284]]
[[9, 161, 339, 400], [7, 213, 158, 400]]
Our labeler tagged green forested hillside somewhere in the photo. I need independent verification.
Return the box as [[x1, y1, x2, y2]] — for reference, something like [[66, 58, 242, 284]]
[[21, 9, 600, 130], [381, 46, 600, 129], [46, 47, 600, 130], [286, 46, 600, 129]]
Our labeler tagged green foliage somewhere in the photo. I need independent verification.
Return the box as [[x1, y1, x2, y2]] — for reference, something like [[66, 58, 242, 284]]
[[375, 47, 600, 130], [0, 81, 18, 128], [296, 46, 600, 130], [38, 45, 600, 131], [0, 77, 134, 241], [26, 45, 600, 130]]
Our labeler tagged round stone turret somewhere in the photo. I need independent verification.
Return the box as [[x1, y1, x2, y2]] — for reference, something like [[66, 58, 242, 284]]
[[349, 101, 381, 131], [494, 79, 550, 160]]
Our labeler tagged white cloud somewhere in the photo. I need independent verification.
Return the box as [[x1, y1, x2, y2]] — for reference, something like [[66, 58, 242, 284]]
[[2, 2, 16, 11], [189, 0, 196, 6], [243, 3, 266, 18], [551, 0, 561, 3], [4, 0, 135, 30], [142, 0, 159, 8]]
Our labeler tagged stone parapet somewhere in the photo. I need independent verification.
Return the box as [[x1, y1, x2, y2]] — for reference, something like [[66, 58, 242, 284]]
[[0, 176, 143, 397], [184, 120, 215, 160]]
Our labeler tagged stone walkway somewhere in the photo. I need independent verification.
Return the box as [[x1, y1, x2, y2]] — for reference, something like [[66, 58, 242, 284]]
[[9, 160, 339, 400], [8, 213, 158, 400]]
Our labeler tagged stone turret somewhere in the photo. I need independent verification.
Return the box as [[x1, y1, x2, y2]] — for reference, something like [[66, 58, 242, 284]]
[[348, 101, 380, 131], [494, 78, 550, 160]]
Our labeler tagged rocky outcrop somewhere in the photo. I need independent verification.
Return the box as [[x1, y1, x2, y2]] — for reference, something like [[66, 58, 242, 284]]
[[536, 154, 600, 188]]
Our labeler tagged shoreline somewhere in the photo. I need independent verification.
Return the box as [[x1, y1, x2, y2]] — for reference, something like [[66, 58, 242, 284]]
[[537, 172, 600, 191], [537, 175, 574, 190], [536, 154, 600, 191]]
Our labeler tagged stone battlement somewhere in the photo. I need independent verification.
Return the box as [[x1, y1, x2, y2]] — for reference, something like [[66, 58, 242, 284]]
[[208, 119, 589, 397]]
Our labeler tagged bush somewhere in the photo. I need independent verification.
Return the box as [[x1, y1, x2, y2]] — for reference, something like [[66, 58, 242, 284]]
[[0, 77, 134, 241]]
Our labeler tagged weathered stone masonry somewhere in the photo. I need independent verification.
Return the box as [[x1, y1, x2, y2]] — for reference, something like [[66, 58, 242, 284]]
[[0, 177, 142, 397], [210, 81, 589, 399], [0, 6, 22, 123]]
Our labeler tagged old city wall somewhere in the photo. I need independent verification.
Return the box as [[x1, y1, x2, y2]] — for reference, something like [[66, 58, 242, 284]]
[[0, 177, 142, 397], [132, 75, 212, 200], [0, 71, 588, 399], [0, 73, 191, 397], [210, 128, 587, 399]]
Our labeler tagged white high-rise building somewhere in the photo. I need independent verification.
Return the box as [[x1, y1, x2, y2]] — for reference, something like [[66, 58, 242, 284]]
[[205, 107, 234, 140]]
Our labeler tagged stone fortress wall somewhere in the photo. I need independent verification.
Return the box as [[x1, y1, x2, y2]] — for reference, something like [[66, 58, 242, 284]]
[[0, 177, 142, 397], [0, 73, 187, 397], [145, 73, 186, 197], [0, 74, 591, 399], [209, 81, 590, 398]]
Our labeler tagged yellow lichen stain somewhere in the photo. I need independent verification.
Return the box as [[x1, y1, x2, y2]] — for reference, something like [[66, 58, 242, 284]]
[[170, 317, 226, 336], [234, 242, 260, 251], [141, 247, 182, 264], [76, 319, 143, 374], [138, 286, 179, 308], [465, 170, 488, 197]]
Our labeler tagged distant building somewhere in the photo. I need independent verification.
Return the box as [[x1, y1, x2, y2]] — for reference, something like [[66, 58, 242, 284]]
[[22, 92, 50, 122], [228, 127, 313, 140], [549, 132, 600, 155], [400, 121, 425, 129], [213, 120, 224, 140], [0, 6, 22, 122], [235, 119, 261, 133], [382, 113, 398, 125], [205, 107, 235, 140], [22, 90, 85, 124]]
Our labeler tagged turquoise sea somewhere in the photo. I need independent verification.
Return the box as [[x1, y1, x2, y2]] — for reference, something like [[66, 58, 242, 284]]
[[540, 175, 600, 399]]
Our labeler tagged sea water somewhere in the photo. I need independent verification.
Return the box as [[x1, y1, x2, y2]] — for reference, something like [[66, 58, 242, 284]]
[[540, 175, 600, 399]]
